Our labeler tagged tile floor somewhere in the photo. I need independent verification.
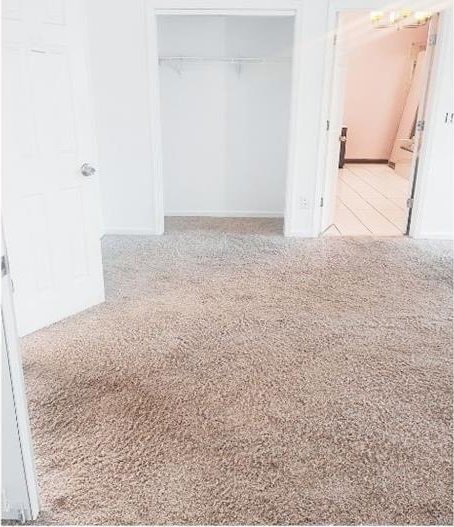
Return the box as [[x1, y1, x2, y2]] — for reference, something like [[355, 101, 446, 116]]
[[323, 163, 410, 237]]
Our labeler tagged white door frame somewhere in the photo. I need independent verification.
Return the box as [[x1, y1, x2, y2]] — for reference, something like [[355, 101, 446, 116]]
[[144, 0, 307, 236], [312, 0, 451, 238], [1, 240, 39, 522], [406, 6, 451, 238]]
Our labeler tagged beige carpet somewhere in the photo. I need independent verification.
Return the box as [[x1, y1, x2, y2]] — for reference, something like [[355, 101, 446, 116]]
[[22, 218, 453, 525]]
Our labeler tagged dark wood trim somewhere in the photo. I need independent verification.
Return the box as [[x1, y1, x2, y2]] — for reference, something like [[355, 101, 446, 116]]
[[344, 159, 389, 164]]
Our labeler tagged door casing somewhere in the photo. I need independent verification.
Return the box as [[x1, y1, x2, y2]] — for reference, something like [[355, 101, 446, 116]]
[[1, 241, 40, 522], [145, 0, 313, 237]]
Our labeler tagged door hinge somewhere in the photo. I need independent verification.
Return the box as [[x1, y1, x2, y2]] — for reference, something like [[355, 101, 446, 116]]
[[1, 255, 15, 292], [18, 507, 26, 524], [333, 34, 337, 46], [1, 255, 8, 278], [428, 34, 437, 46], [326, 120, 330, 131], [320, 197, 324, 207], [416, 120, 425, 132], [406, 197, 414, 208]]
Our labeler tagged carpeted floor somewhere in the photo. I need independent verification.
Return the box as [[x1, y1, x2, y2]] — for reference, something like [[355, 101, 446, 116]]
[[22, 218, 453, 525]]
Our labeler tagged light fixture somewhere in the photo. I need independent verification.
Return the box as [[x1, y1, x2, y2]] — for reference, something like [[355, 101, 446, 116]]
[[413, 11, 432, 25], [370, 10, 385, 25], [389, 9, 412, 25], [370, 9, 432, 29]]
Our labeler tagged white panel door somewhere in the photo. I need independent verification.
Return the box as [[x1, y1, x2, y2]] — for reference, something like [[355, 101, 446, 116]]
[[2, 0, 105, 335], [320, 18, 348, 233]]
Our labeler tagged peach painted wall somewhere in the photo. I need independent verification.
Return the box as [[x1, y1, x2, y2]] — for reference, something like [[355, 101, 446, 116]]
[[340, 13, 428, 160]]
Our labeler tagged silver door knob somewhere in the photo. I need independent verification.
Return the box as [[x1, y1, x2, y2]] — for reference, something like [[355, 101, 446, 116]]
[[80, 163, 96, 177]]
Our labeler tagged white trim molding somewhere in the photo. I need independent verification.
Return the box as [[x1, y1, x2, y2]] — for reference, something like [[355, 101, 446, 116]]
[[103, 228, 163, 235], [1, 241, 40, 522], [416, 232, 454, 240], [165, 211, 284, 217], [407, 5, 453, 240], [145, 0, 308, 237]]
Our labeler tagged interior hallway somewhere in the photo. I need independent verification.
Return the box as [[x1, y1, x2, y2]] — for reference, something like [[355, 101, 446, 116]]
[[324, 164, 410, 237]]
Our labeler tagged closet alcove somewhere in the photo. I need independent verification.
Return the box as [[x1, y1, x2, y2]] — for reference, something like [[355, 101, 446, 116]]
[[157, 15, 295, 228]]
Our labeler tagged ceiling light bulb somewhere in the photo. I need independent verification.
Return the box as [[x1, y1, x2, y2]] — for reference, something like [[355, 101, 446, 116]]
[[370, 11, 385, 24], [400, 9, 413, 19], [389, 11, 399, 24], [414, 11, 431, 24]]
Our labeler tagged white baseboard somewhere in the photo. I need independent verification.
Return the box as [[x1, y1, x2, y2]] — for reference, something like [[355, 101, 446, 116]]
[[413, 232, 454, 240], [285, 231, 314, 238], [164, 211, 284, 218], [103, 228, 161, 236]]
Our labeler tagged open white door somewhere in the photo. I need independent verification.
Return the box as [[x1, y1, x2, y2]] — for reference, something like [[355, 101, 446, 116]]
[[405, 14, 439, 234], [2, 241, 39, 522], [320, 16, 348, 233], [2, 0, 105, 336]]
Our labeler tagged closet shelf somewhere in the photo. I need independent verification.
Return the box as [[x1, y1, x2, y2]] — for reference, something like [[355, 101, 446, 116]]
[[159, 56, 291, 64]]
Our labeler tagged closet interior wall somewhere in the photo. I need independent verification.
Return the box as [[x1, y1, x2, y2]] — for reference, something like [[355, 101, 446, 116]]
[[157, 15, 294, 218]]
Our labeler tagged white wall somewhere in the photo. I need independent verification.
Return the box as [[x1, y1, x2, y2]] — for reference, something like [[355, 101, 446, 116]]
[[157, 16, 227, 215], [158, 15, 293, 216], [85, 0, 331, 236], [86, 0, 156, 234], [284, 0, 331, 236], [85, 0, 453, 238]]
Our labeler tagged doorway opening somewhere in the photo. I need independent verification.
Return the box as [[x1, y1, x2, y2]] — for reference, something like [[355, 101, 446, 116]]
[[155, 14, 295, 235], [320, 10, 436, 237]]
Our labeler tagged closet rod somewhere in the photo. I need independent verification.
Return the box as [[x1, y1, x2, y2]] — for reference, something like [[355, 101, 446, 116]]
[[159, 56, 291, 64]]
